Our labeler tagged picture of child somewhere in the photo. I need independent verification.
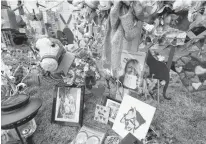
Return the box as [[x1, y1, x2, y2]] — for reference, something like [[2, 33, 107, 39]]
[[119, 59, 142, 90], [59, 93, 76, 119], [57, 88, 76, 119], [55, 87, 81, 123]]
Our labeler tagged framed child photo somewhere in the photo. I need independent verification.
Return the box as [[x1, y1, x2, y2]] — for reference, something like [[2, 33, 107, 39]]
[[104, 97, 121, 124], [115, 50, 147, 101], [51, 86, 84, 127], [117, 50, 147, 90]]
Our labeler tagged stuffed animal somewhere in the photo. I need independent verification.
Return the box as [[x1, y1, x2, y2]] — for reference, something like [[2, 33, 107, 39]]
[[35, 36, 100, 87]]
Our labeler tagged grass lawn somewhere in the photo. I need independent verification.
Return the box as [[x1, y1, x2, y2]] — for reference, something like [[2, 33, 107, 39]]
[[22, 70, 206, 144], [2, 47, 206, 144]]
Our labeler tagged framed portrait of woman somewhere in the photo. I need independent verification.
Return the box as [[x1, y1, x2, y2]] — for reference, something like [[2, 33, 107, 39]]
[[51, 86, 84, 127]]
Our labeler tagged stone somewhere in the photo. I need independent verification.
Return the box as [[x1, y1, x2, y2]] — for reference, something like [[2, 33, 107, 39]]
[[187, 85, 194, 91], [182, 78, 190, 86], [191, 76, 200, 83], [192, 83, 202, 90], [181, 56, 191, 64], [190, 52, 199, 58], [188, 45, 199, 52], [185, 71, 195, 78], [176, 59, 185, 66], [179, 73, 185, 79]]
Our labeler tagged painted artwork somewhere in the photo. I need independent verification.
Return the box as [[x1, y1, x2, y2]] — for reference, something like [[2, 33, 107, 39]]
[[120, 107, 146, 133], [53, 87, 83, 126], [94, 104, 110, 124], [71, 125, 106, 144], [112, 94, 156, 141], [105, 98, 121, 123]]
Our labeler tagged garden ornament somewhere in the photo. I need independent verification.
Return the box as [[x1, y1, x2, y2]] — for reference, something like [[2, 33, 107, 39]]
[[146, 50, 171, 100]]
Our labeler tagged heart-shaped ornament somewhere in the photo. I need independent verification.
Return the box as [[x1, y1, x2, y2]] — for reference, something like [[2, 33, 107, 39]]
[[192, 82, 202, 90], [195, 66, 206, 75], [175, 66, 183, 73]]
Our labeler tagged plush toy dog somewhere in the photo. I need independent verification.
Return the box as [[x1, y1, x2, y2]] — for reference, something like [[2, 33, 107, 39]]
[[35, 36, 100, 87], [36, 36, 74, 74]]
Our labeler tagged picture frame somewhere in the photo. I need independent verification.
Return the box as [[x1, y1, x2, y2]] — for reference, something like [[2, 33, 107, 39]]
[[104, 97, 121, 123], [51, 86, 84, 127], [117, 50, 147, 92]]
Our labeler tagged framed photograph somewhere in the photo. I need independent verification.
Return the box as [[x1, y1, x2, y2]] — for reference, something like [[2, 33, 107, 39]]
[[117, 50, 147, 91], [115, 50, 147, 101], [51, 86, 84, 127], [71, 125, 106, 144], [112, 94, 156, 141], [104, 97, 121, 123]]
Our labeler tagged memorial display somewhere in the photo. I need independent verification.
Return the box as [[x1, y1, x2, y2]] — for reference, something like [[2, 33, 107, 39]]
[[1, 0, 206, 144]]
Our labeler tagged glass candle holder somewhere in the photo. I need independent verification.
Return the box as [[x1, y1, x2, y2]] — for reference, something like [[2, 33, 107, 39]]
[[18, 118, 37, 138]]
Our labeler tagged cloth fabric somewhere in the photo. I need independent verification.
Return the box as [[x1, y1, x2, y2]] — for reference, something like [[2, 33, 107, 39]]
[[120, 9, 143, 41], [102, 18, 112, 68], [110, 1, 121, 30], [111, 24, 124, 73], [103, 2, 143, 76]]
